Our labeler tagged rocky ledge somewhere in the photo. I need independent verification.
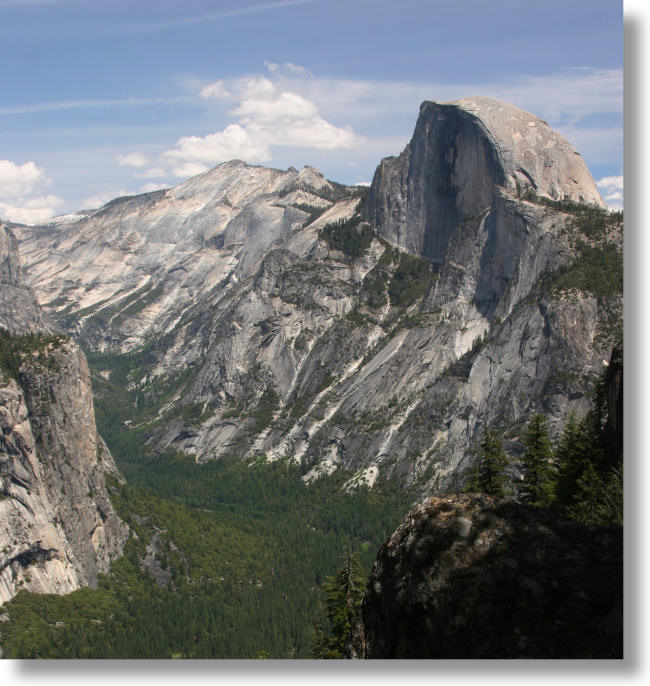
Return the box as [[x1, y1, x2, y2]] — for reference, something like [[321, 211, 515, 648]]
[[352, 494, 622, 658]]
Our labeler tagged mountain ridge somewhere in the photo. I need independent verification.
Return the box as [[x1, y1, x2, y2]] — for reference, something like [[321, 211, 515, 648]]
[[12, 98, 621, 496]]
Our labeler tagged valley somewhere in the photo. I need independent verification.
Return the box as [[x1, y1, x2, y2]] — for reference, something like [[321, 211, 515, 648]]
[[0, 97, 623, 659]]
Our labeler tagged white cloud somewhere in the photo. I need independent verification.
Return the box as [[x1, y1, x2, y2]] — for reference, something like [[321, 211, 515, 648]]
[[233, 91, 318, 122], [165, 70, 361, 176], [0, 196, 63, 225], [116, 151, 148, 167], [0, 159, 63, 224], [200, 75, 277, 102], [0, 159, 45, 197], [164, 125, 271, 170], [199, 80, 232, 99], [596, 175, 624, 211]]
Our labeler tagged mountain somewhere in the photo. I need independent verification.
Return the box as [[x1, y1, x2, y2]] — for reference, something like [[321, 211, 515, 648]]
[[14, 97, 622, 496], [0, 224, 128, 604]]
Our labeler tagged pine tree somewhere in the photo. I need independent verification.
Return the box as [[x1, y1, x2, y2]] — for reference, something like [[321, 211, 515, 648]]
[[553, 412, 590, 510], [466, 428, 509, 496], [596, 463, 623, 527], [566, 460, 604, 525], [311, 549, 366, 658], [520, 414, 555, 507]]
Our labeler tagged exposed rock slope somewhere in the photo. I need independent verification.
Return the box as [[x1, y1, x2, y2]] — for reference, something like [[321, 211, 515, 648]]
[[13, 162, 347, 352], [15, 99, 622, 494], [352, 495, 623, 658], [0, 227, 127, 604]]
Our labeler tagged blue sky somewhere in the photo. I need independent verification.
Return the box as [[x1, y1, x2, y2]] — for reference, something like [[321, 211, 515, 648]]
[[0, 0, 624, 222]]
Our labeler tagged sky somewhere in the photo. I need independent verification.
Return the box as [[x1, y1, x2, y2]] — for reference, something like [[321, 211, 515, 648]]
[[0, 0, 624, 223]]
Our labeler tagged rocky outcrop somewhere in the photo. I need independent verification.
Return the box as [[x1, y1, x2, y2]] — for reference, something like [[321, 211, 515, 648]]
[[0, 224, 48, 334], [352, 495, 623, 658], [0, 226, 127, 604]]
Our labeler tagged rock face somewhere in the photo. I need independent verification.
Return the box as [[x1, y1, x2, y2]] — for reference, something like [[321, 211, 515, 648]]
[[14, 99, 622, 494], [352, 495, 623, 658], [0, 224, 49, 334], [0, 227, 127, 604], [363, 97, 605, 268]]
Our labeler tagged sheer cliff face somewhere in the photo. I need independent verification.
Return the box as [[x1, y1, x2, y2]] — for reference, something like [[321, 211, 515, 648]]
[[0, 225, 49, 334], [363, 97, 606, 268], [0, 228, 127, 604], [14, 99, 621, 495]]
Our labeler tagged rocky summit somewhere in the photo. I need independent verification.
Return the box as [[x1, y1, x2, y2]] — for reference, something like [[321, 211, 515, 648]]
[[351, 494, 623, 659], [13, 97, 621, 497]]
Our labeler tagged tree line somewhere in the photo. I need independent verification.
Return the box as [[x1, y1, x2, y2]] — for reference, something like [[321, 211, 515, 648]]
[[465, 351, 623, 527]]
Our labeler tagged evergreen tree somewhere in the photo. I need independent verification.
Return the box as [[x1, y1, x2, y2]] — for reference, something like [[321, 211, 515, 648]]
[[596, 463, 624, 527], [566, 460, 604, 525], [466, 428, 509, 496], [311, 549, 366, 658], [520, 414, 555, 507], [553, 412, 590, 510]]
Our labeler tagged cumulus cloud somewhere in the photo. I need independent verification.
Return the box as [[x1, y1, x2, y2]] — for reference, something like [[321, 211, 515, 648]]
[[116, 151, 148, 167], [0, 159, 45, 197], [596, 175, 624, 211], [164, 69, 360, 176], [0, 159, 63, 224], [164, 124, 271, 170]]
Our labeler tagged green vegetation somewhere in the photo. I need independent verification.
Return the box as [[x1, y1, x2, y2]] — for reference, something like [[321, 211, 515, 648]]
[[388, 252, 434, 307], [293, 203, 328, 227], [552, 365, 623, 526], [0, 454, 413, 658], [361, 244, 398, 309], [465, 428, 509, 496], [320, 216, 374, 259], [311, 550, 366, 658], [520, 414, 555, 507], [467, 361, 622, 529], [251, 387, 280, 433], [0, 328, 67, 382], [85, 345, 199, 460], [547, 241, 622, 298], [519, 190, 623, 234]]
